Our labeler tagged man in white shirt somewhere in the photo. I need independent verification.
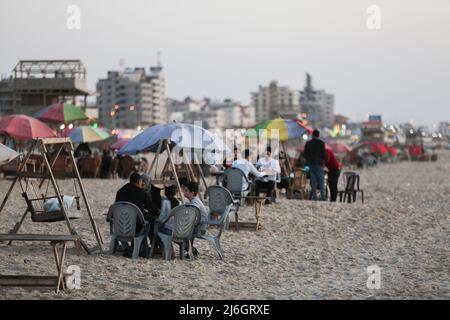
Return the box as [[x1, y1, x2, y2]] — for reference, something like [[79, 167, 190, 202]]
[[256, 146, 281, 204], [231, 149, 264, 191]]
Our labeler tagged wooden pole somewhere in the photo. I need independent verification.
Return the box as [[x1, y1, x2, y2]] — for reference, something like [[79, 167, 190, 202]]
[[0, 140, 36, 214], [38, 140, 74, 235], [165, 140, 185, 204], [160, 155, 171, 179], [147, 141, 163, 175], [193, 152, 208, 192], [38, 143, 64, 189], [282, 141, 293, 176], [67, 143, 104, 252]]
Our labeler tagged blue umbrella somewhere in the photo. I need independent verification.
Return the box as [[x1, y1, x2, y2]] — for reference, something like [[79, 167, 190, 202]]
[[118, 123, 228, 155]]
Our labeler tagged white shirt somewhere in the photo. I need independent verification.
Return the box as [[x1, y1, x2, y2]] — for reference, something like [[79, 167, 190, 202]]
[[257, 156, 281, 182], [232, 159, 264, 190]]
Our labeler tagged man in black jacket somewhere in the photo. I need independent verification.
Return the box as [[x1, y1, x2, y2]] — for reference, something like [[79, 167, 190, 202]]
[[115, 172, 159, 222], [303, 129, 326, 201]]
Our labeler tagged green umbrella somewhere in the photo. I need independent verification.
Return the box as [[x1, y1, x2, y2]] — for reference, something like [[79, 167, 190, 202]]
[[34, 102, 88, 124]]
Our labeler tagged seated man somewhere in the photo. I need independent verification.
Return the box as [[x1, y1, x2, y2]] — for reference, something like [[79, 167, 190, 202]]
[[181, 181, 209, 257], [255, 146, 281, 204], [113, 172, 159, 229], [231, 149, 264, 192]]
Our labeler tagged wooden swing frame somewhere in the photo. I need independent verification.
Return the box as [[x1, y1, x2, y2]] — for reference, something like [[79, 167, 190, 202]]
[[0, 138, 103, 254], [146, 139, 208, 203]]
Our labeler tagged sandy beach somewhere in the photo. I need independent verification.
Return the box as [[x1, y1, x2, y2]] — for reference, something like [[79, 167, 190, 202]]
[[0, 151, 449, 300]]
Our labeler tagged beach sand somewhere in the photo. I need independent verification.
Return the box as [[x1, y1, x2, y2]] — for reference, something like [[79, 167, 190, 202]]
[[0, 151, 449, 299]]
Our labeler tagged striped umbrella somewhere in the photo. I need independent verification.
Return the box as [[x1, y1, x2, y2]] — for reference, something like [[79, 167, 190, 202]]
[[34, 102, 88, 124], [63, 126, 110, 143], [245, 118, 313, 141]]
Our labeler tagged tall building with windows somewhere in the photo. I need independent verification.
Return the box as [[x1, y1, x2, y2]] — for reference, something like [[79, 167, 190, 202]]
[[97, 64, 166, 129], [251, 81, 301, 123]]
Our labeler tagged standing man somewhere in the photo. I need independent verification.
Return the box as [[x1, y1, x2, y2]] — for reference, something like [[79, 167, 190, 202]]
[[325, 148, 341, 202], [304, 130, 326, 201]]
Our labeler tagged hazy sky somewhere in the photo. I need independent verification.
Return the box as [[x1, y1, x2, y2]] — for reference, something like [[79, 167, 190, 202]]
[[1, 0, 449, 127]]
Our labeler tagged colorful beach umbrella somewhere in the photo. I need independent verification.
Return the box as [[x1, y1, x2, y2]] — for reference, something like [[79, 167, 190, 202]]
[[118, 123, 228, 155], [0, 143, 20, 166], [63, 126, 110, 143], [245, 118, 313, 141], [0, 114, 56, 140], [34, 103, 88, 124]]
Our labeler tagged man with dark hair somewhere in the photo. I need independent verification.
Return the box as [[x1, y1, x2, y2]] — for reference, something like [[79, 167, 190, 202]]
[[115, 172, 158, 219], [231, 149, 264, 191], [223, 146, 239, 168], [304, 129, 326, 201], [256, 146, 281, 204]]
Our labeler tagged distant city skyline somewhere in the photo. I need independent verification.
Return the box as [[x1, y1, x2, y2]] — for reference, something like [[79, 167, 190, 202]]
[[1, 0, 449, 127]]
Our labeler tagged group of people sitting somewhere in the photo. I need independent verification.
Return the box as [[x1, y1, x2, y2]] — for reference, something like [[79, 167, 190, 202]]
[[113, 172, 208, 259], [223, 129, 342, 203], [226, 146, 281, 204]]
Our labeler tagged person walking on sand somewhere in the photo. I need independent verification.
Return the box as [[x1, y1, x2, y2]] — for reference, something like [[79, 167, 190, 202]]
[[304, 129, 326, 201]]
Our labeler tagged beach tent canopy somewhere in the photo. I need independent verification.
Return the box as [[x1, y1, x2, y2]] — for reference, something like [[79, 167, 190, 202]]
[[34, 102, 88, 124], [0, 143, 20, 166], [0, 114, 56, 140], [118, 123, 228, 155]]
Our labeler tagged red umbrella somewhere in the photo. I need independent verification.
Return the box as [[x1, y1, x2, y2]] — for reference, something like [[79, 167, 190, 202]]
[[0, 114, 56, 140], [110, 138, 130, 150]]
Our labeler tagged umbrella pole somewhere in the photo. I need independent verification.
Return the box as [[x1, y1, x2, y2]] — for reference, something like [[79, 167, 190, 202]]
[[193, 152, 208, 192], [147, 141, 163, 175], [164, 140, 185, 204], [281, 141, 293, 176]]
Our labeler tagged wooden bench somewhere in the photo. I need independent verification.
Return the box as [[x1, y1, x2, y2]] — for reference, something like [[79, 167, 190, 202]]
[[0, 234, 81, 293]]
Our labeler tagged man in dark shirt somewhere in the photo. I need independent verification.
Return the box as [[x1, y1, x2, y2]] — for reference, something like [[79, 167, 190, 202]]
[[115, 172, 158, 221], [304, 130, 326, 201]]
